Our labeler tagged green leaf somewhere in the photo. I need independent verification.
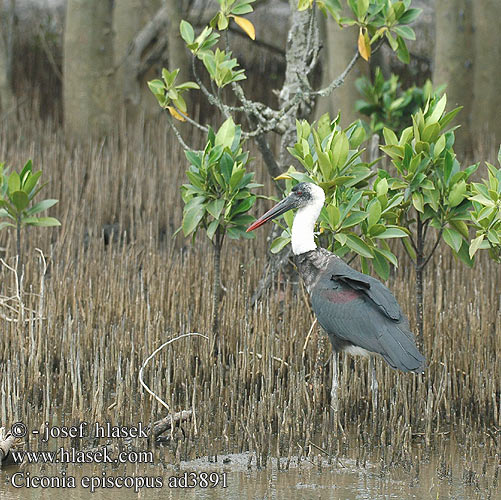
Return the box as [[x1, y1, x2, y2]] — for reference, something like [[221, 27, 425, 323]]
[[23, 216, 60, 227], [339, 191, 362, 221], [487, 229, 500, 245], [349, 125, 366, 149], [398, 8, 422, 24], [332, 132, 349, 168], [375, 227, 408, 239], [421, 122, 440, 143], [206, 198, 225, 219], [206, 219, 219, 240], [376, 177, 388, 197], [439, 106, 462, 130], [434, 134, 446, 159], [8, 172, 20, 193], [25, 198, 58, 216], [342, 211, 367, 229], [396, 35, 410, 64], [11, 190, 29, 212], [317, 151, 333, 180], [183, 204, 205, 236], [369, 223, 386, 236], [148, 79, 165, 96], [231, 195, 256, 216], [0, 207, 13, 219], [173, 94, 187, 113], [175, 81, 200, 91], [345, 233, 373, 258], [231, 214, 255, 225], [412, 192, 424, 213], [162, 68, 179, 87], [393, 25, 415, 40], [402, 235, 416, 261], [429, 94, 447, 124], [218, 13, 229, 30], [180, 20, 195, 44], [443, 227, 462, 253], [399, 126, 414, 146], [215, 117, 236, 149], [270, 236, 291, 254], [356, 0, 369, 17], [348, 0, 359, 17], [469, 194, 495, 207], [185, 150, 202, 168], [231, 1, 254, 15], [380, 144, 404, 161], [23, 171, 42, 197], [469, 234, 484, 259], [334, 233, 347, 247], [415, 141, 429, 154], [375, 247, 398, 267], [217, 152, 233, 183], [202, 52, 217, 78], [20, 159, 33, 183], [0, 221, 15, 230], [367, 200, 382, 227], [373, 250, 390, 280], [383, 127, 398, 146], [448, 180, 466, 208], [325, 204, 341, 228], [229, 168, 245, 191], [450, 219, 469, 239], [227, 227, 251, 239], [385, 31, 398, 51]]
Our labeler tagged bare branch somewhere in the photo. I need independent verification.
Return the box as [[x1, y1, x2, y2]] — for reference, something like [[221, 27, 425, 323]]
[[254, 132, 283, 181], [151, 410, 193, 438], [190, 56, 245, 114], [313, 51, 360, 98], [167, 117, 195, 152], [407, 230, 418, 252], [177, 110, 210, 133], [302, 318, 318, 361], [139, 332, 209, 411], [421, 228, 444, 270]]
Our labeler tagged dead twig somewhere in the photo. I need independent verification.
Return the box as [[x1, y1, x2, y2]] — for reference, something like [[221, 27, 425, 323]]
[[151, 410, 193, 439], [139, 331, 209, 411]]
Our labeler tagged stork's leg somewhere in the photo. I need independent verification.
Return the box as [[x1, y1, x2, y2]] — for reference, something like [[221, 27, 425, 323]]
[[370, 357, 378, 410], [331, 351, 339, 412]]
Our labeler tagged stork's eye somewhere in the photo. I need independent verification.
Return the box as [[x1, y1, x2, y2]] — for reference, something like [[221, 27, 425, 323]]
[[296, 190, 303, 195]]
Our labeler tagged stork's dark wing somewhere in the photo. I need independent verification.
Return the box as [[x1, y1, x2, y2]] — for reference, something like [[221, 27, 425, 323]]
[[310, 259, 425, 373], [330, 264, 401, 321]]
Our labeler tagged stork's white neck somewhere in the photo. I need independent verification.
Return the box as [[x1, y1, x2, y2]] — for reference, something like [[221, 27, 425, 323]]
[[291, 186, 325, 255]]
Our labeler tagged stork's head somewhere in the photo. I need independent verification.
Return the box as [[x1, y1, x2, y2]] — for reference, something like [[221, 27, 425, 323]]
[[246, 182, 325, 232]]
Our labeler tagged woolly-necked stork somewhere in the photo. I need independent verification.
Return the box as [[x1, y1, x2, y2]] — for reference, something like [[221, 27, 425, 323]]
[[247, 182, 425, 403]]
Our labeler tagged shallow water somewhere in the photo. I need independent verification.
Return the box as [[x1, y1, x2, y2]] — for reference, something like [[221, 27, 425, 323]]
[[1, 445, 497, 499]]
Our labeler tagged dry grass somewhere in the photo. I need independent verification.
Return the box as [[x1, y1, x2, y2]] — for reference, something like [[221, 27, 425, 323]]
[[0, 99, 499, 484]]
